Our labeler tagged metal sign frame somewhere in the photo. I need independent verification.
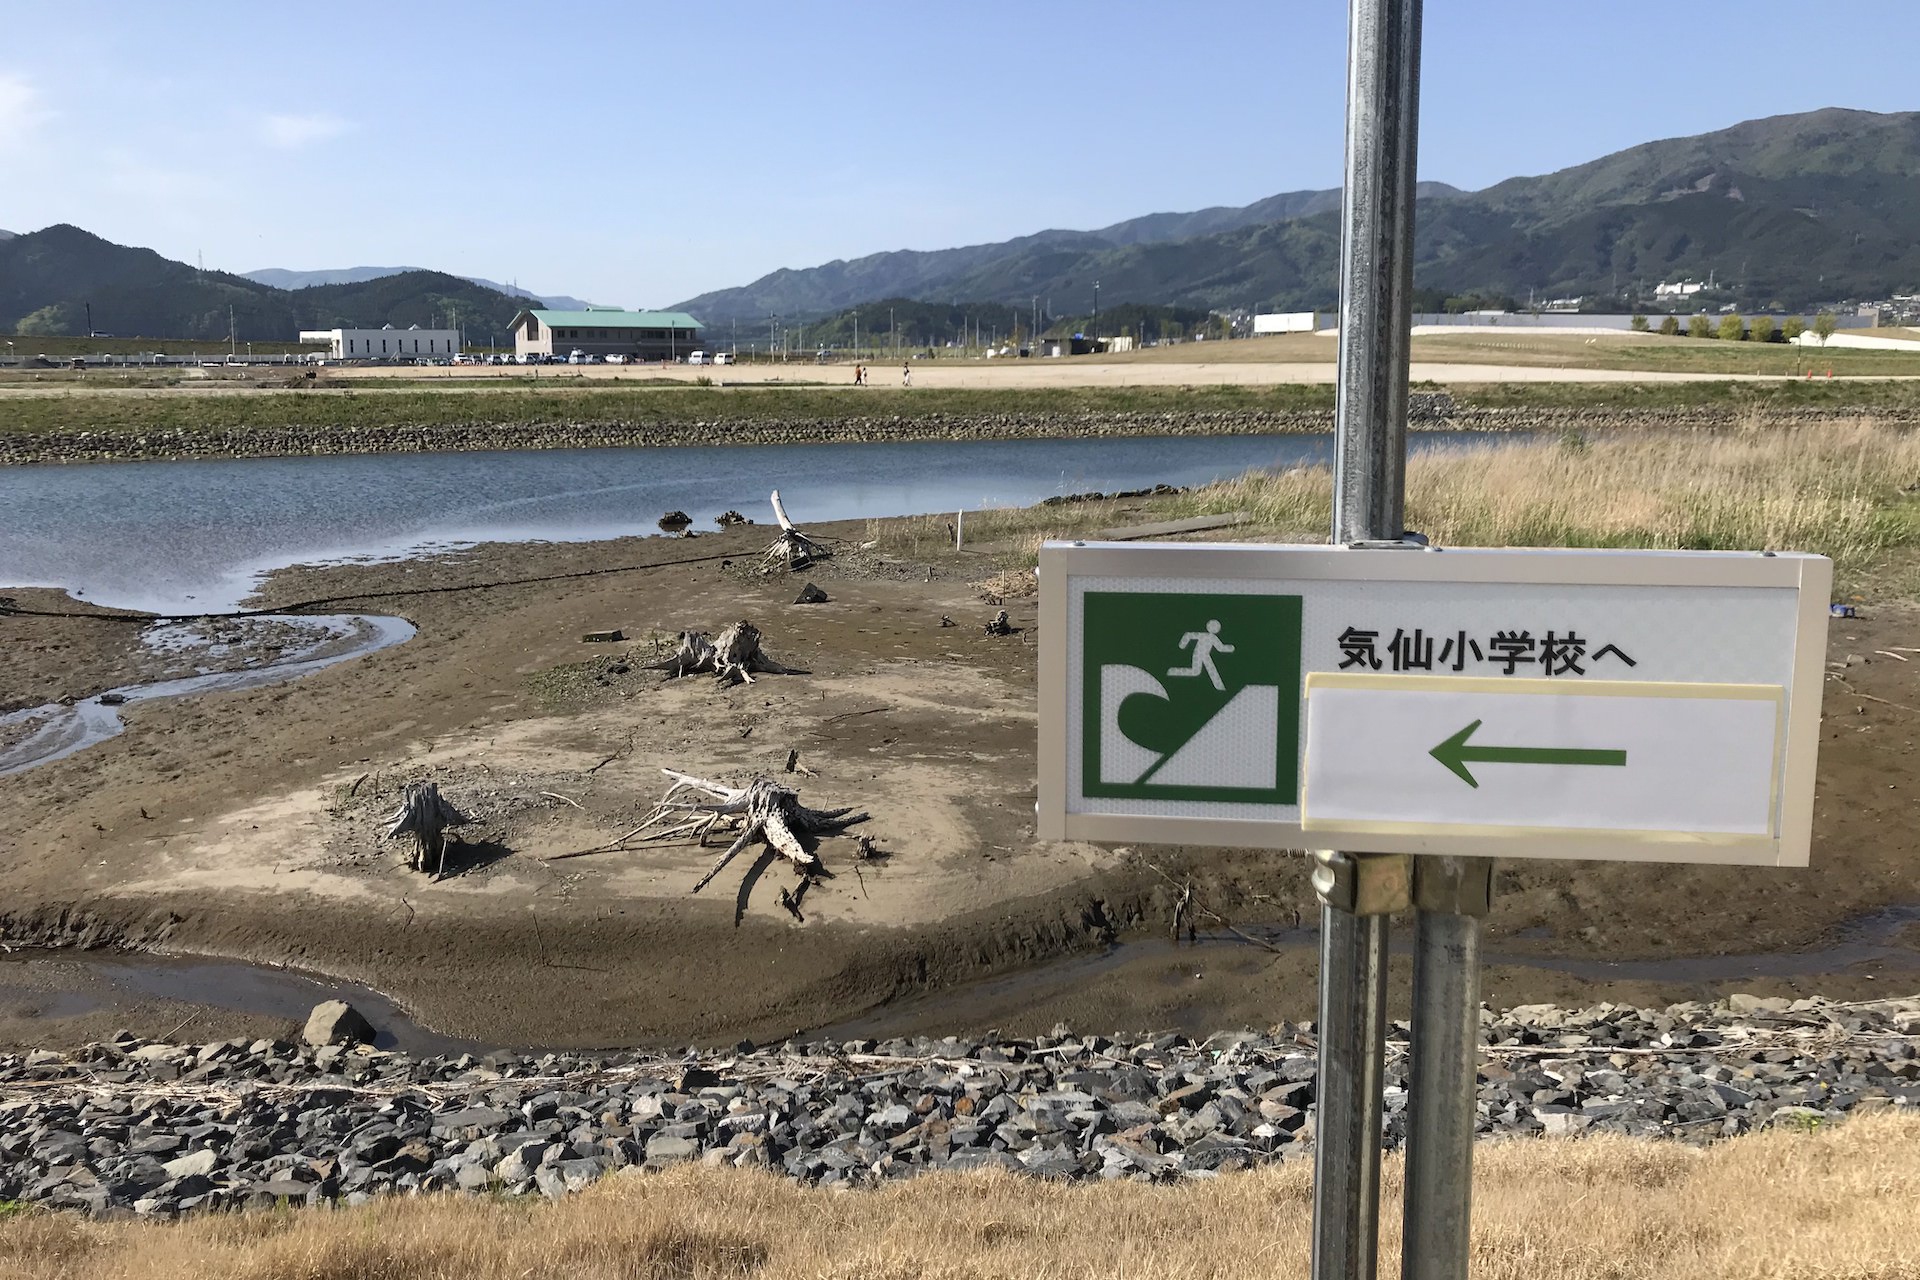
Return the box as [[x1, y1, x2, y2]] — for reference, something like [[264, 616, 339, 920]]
[[1037, 540, 1830, 866]]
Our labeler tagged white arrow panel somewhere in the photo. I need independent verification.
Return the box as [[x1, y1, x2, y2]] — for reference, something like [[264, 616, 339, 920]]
[[1302, 677, 1782, 838]]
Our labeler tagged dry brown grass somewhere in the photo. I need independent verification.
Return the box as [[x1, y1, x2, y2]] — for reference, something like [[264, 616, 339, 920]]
[[1176, 418, 1920, 590], [5, 1115, 1918, 1280], [972, 566, 1039, 604], [874, 420, 1920, 596]]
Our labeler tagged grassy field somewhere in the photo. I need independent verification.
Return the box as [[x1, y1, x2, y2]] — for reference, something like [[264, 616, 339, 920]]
[[0, 383, 1337, 435], [9, 377, 1920, 438], [880, 419, 1920, 596], [3, 1114, 1914, 1280]]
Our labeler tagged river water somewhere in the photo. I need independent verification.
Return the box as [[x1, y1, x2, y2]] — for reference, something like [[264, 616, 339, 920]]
[[0, 433, 1488, 614]]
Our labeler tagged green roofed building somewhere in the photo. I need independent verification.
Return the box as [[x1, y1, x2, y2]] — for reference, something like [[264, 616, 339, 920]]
[[511, 307, 703, 362]]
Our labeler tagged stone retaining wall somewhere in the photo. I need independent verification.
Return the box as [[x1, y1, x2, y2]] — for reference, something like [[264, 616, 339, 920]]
[[6, 402, 1916, 466]]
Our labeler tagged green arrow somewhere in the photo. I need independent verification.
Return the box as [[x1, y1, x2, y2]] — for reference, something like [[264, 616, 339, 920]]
[[1429, 719, 1628, 789]]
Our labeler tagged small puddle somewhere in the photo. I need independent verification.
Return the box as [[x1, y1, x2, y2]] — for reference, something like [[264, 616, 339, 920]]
[[0, 951, 486, 1057], [0, 614, 414, 777]]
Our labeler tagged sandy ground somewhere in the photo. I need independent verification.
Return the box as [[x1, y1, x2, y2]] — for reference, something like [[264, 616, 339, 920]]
[[316, 359, 1807, 390], [3, 520, 1918, 1052], [0, 360, 1862, 404]]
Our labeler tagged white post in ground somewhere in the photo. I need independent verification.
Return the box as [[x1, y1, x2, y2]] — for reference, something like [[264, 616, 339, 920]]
[[1313, 1, 1424, 1279]]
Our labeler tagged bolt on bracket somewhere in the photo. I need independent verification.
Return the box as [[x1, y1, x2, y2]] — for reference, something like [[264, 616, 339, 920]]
[[1311, 849, 1412, 915]]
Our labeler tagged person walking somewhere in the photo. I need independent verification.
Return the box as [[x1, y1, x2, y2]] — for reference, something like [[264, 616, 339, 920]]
[[902, 360, 912, 388]]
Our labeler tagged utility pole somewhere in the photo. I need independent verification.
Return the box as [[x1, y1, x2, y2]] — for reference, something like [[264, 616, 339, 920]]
[[1315, 3, 1428, 1280], [229, 304, 236, 357], [890, 306, 896, 356]]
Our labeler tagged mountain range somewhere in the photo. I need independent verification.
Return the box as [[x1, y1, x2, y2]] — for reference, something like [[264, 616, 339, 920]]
[[7, 108, 1920, 341], [242, 266, 597, 312], [0, 226, 533, 342], [672, 108, 1920, 323]]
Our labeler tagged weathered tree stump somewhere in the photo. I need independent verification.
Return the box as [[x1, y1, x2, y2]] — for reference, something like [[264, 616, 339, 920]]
[[984, 610, 1012, 636], [641, 620, 804, 686], [627, 770, 869, 903], [384, 782, 468, 878], [760, 489, 831, 573], [659, 511, 693, 534], [715, 509, 753, 528]]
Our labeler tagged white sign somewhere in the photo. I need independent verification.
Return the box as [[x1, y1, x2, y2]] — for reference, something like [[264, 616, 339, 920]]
[[1303, 675, 1782, 848], [1036, 542, 1829, 866]]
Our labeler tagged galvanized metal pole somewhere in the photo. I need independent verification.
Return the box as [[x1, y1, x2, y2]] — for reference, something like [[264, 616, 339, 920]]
[[1315, 3, 1423, 1280], [1332, 0, 1421, 548], [1402, 857, 1493, 1280], [1311, 855, 1401, 1280]]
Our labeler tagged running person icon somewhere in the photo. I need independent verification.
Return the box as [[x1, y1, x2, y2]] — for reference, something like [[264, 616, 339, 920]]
[[1167, 619, 1234, 691]]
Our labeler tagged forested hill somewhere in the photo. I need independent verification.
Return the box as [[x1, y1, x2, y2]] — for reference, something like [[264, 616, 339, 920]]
[[0, 226, 530, 340], [674, 108, 1920, 322]]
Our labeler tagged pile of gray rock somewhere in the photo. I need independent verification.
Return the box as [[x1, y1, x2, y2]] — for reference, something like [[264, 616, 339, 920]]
[[1, 994, 1914, 1218]]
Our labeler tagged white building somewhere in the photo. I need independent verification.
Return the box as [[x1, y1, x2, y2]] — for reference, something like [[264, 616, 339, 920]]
[[1253, 311, 1327, 335], [298, 324, 460, 360], [1653, 280, 1705, 300]]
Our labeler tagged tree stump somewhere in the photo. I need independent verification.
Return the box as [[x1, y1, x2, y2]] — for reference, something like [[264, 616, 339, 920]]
[[760, 489, 831, 573], [384, 782, 468, 878], [627, 770, 869, 902], [659, 511, 693, 534], [641, 621, 804, 686]]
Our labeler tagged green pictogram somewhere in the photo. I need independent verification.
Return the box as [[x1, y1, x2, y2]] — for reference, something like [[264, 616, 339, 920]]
[[1083, 591, 1303, 803], [1429, 719, 1629, 789]]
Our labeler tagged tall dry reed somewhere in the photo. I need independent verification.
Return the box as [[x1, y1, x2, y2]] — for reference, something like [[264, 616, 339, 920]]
[[1179, 420, 1920, 585]]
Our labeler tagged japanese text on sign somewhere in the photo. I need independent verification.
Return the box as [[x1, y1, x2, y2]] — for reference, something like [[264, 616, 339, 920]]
[[1335, 626, 1636, 676]]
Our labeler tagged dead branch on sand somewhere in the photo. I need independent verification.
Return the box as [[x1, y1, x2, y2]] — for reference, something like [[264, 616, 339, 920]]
[[640, 620, 805, 687]]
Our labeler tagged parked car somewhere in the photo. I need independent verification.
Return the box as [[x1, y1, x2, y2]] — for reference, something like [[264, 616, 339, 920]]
[[567, 349, 587, 364], [711, 351, 734, 366], [686, 351, 708, 365]]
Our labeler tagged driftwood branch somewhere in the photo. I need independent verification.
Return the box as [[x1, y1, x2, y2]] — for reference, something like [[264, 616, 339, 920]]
[[761, 489, 832, 573]]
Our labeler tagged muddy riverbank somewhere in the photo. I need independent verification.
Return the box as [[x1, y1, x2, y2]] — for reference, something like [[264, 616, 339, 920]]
[[3, 510, 1919, 1053]]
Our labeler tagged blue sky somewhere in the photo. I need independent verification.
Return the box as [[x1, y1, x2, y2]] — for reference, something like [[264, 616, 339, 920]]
[[3, 2, 1916, 306]]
